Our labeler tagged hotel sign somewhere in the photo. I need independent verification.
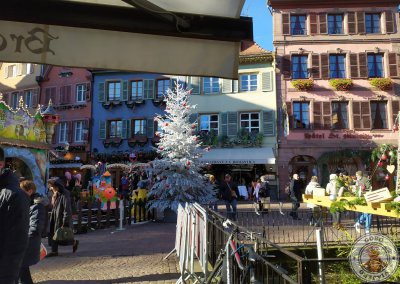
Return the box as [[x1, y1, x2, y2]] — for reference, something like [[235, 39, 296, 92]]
[[304, 132, 383, 140], [201, 160, 257, 165]]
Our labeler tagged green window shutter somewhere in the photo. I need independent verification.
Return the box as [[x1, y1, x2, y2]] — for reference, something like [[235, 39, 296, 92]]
[[227, 112, 238, 137], [222, 79, 233, 93], [220, 113, 228, 136], [263, 111, 275, 136], [144, 79, 154, 99], [98, 82, 105, 102], [170, 77, 178, 90], [99, 120, 106, 139], [233, 80, 239, 93], [122, 80, 129, 101], [190, 77, 201, 95], [189, 113, 198, 125], [146, 118, 154, 138], [122, 120, 129, 139], [262, 72, 273, 92]]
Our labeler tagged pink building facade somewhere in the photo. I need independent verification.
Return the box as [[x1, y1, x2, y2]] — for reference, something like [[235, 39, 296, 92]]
[[269, 0, 400, 190], [39, 66, 92, 174]]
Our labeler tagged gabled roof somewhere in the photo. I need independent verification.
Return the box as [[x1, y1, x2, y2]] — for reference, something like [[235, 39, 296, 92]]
[[239, 41, 273, 65]]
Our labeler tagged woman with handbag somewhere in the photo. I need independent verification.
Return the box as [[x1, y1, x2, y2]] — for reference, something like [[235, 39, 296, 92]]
[[47, 178, 79, 257], [19, 180, 48, 284]]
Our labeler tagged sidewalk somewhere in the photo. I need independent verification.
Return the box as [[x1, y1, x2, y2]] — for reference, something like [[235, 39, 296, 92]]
[[31, 222, 179, 284]]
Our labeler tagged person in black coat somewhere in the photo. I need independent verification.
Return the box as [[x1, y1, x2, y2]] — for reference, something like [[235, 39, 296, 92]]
[[19, 180, 48, 284], [218, 174, 240, 220], [289, 174, 302, 220], [0, 153, 30, 284], [47, 178, 79, 257]]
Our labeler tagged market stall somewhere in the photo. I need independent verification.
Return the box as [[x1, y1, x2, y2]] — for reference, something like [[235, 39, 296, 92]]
[[0, 95, 58, 194]]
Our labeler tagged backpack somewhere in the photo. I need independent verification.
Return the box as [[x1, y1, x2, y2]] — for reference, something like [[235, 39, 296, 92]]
[[258, 182, 270, 197]]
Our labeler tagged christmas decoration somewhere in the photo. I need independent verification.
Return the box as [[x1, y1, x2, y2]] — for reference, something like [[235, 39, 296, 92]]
[[381, 154, 387, 161], [147, 82, 215, 212]]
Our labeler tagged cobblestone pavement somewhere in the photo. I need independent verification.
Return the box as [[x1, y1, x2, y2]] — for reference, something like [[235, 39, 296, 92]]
[[32, 222, 179, 284]]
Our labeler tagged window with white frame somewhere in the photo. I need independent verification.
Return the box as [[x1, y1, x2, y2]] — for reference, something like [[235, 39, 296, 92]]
[[133, 119, 146, 135], [199, 114, 219, 134], [74, 121, 84, 142], [240, 112, 260, 133], [203, 77, 220, 94], [109, 120, 122, 138], [107, 81, 121, 101], [7, 65, 17, 78], [59, 122, 68, 143], [76, 84, 86, 103], [156, 79, 170, 99], [131, 80, 144, 100], [23, 90, 32, 107], [240, 74, 257, 92], [11, 92, 19, 109]]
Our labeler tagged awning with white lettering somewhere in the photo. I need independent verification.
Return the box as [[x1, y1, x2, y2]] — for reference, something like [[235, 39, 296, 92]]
[[0, 0, 252, 79], [199, 148, 276, 165]]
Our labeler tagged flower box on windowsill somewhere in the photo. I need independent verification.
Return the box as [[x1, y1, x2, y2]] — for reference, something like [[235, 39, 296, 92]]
[[103, 137, 122, 147], [291, 79, 314, 91], [370, 78, 393, 91], [329, 79, 353, 91], [153, 98, 165, 105], [128, 135, 148, 146]]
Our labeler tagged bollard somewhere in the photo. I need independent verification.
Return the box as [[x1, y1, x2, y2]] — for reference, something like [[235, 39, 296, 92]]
[[116, 198, 125, 231]]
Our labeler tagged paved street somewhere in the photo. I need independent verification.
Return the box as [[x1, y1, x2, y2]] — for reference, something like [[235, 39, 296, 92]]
[[31, 223, 179, 284]]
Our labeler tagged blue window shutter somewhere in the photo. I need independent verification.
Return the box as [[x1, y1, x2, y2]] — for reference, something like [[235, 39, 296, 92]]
[[262, 72, 273, 92], [221, 113, 228, 136], [122, 80, 129, 101], [227, 112, 238, 137], [144, 79, 155, 99], [146, 118, 154, 138], [122, 120, 129, 139], [99, 120, 106, 139], [263, 111, 275, 136], [98, 82, 105, 102]]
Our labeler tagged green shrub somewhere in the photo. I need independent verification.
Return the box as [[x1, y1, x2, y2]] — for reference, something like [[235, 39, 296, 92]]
[[291, 79, 314, 91], [329, 79, 353, 91], [370, 78, 393, 91]]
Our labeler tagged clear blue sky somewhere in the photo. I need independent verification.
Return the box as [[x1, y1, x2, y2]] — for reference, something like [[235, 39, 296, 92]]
[[242, 0, 273, 51]]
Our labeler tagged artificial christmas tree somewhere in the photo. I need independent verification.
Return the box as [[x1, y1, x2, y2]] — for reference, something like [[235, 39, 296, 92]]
[[147, 83, 215, 212]]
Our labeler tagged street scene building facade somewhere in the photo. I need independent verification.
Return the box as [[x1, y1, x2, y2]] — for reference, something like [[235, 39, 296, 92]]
[[271, 0, 400, 189]]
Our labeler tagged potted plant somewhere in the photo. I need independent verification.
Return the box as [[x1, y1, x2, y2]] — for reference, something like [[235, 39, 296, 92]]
[[291, 79, 314, 91], [329, 79, 353, 91], [370, 78, 393, 91]]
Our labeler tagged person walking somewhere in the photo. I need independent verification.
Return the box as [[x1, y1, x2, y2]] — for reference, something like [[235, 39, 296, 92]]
[[289, 174, 302, 220], [305, 176, 323, 226], [354, 171, 372, 234], [19, 180, 48, 284], [0, 149, 30, 284], [208, 175, 220, 211], [47, 178, 79, 257], [219, 174, 239, 220]]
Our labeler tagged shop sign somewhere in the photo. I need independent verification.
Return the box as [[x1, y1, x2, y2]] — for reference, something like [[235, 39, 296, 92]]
[[201, 160, 257, 165], [304, 132, 383, 140]]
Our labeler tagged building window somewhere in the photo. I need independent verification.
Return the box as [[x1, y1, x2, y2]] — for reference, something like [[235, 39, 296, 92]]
[[156, 79, 170, 99], [23, 90, 33, 107], [329, 55, 346, 78], [107, 81, 121, 101], [203, 77, 220, 94], [293, 102, 310, 129], [133, 119, 146, 135], [7, 65, 17, 77], [365, 13, 381, 34], [109, 120, 122, 138], [200, 114, 219, 134], [59, 122, 68, 143], [74, 121, 84, 142], [76, 84, 86, 103], [331, 102, 348, 129], [11, 92, 19, 109], [131, 80, 143, 100], [292, 55, 308, 79], [240, 74, 257, 92], [328, 14, 343, 34], [22, 63, 33, 75], [240, 112, 260, 133], [371, 101, 387, 129], [290, 15, 306, 35], [368, 54, 383, 78]]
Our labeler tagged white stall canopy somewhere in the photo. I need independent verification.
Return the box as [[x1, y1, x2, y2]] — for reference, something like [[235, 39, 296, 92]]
[[0, 0, 252, 79], [200, 148, 276, 165]]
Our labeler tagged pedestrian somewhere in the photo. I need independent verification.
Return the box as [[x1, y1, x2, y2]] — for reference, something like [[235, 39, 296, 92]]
[[64, 171, 76, 192], [289, 173, 302, 220], [305, 176, 322, 226], [258, 178, 271, 212], [208, 175, 220, 211], [120, 175, 129, 200], [19, 180, 48, 284], [326, 173, 342, 227], [0, 149, 30, 284], [47, 178, 79, 257], [219, 174, 239, 220], [354, 171, 372, 234]]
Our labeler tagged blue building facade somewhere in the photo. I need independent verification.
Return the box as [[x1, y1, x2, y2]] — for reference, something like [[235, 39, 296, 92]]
[[91, 71, 173, 157]]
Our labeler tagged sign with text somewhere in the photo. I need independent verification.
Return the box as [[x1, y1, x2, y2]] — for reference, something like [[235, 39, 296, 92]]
[[304, 132, 384, 140]]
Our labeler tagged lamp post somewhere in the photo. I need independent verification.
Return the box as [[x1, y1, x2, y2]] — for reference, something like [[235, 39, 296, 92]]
[[41, 99, 60, 144]]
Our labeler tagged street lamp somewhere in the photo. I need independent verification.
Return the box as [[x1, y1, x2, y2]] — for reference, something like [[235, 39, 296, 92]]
[[41, 99, 60, 144]]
